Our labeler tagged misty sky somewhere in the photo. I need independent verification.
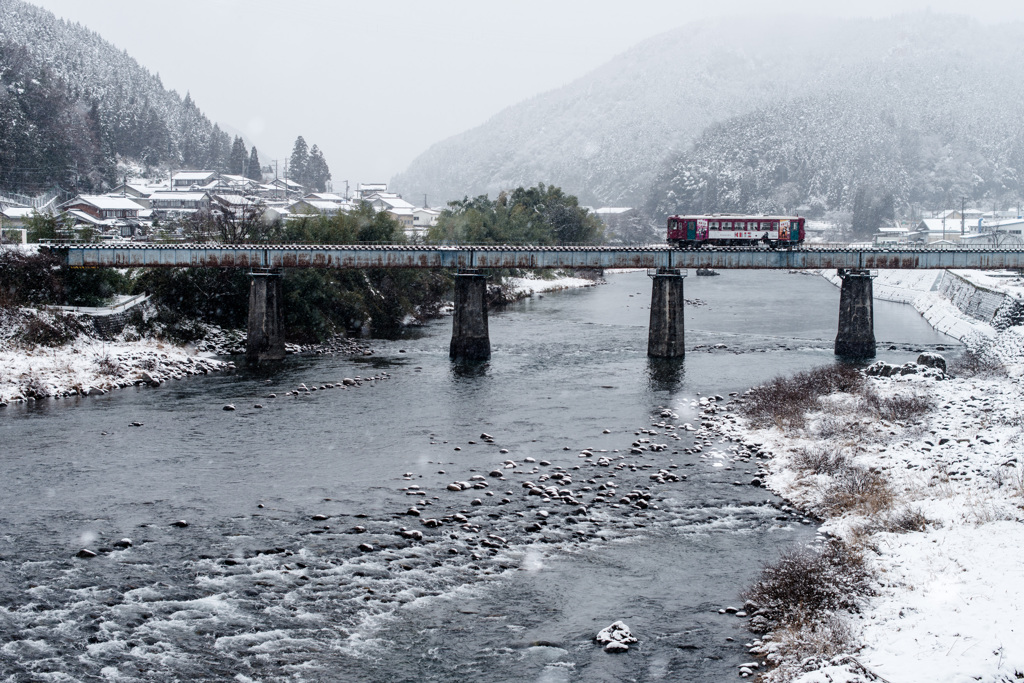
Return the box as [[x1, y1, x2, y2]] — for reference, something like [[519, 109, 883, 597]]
[[29, 0, 1024, 194]]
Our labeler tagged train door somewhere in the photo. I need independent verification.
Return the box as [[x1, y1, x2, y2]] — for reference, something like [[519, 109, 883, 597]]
[[687, 220, 697, 241]]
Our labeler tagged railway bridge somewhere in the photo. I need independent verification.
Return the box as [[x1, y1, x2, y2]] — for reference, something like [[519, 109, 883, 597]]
[[54, 243, 1024, 362]]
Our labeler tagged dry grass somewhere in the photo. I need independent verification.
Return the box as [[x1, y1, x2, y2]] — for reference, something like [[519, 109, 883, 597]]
[[866, 391, 933, 423], [948, 348, 1006, 378], [95, 354, 121, 376], [740, 365, 865, 429], [753, 613, 857, 682], [820, 466, 894, 517], [791, 445, 852, 476]]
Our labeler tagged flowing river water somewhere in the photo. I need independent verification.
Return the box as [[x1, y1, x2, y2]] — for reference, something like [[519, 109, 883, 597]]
[[0, 270, 956, 682]]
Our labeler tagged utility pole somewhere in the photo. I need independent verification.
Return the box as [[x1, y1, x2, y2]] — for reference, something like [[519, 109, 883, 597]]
[[961, 197, 966, 236], [424, 194, 428, 209]]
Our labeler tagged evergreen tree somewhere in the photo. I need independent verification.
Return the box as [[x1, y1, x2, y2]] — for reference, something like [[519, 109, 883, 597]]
[[306, 145, 331, 192], [289, 136, 309, 187], [206, 124, 229, 171], [228, 136, 247, 175], [247, 146, 262, 181]]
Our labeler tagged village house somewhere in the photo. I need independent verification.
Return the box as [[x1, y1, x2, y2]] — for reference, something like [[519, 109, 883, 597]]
[[60, 195, 143, 221], [212, 194, 262, 219], [357, 183, 388, 199], [412, 207, 440, 231], [287, 198, 349, 216], [171, 170, 219, 191], [148, 191, 211, 217]]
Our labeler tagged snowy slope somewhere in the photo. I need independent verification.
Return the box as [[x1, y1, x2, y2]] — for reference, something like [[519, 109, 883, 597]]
[[393, 13, 1024, 212]]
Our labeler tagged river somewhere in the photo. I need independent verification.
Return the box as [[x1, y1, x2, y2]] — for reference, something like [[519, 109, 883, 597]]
[[0, 270, 955, 682]]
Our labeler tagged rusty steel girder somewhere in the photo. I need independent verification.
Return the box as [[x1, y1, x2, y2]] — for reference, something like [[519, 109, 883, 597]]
[[51, 244, 1024, 271]]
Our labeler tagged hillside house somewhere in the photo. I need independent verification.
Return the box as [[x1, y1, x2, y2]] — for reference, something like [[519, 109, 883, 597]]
[[357, 183, 388, 199], [212, 194, 261, 218], [412, 207, 440, 231], [172, 171, 219, 190], [60, 195, 142, 221], [287, 198, 348, 216], [0, 206, 35, 228], [149, 191, 211, 216]]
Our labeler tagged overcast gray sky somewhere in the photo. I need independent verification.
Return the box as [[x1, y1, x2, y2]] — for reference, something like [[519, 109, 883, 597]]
[[29, 0, 1024, 191]]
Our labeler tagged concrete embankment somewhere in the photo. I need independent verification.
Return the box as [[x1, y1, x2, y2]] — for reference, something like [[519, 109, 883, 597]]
[[820, 268, 1024, 343]]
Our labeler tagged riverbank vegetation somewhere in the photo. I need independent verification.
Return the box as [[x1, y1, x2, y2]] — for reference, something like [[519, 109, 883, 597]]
[[723, 359, 1024, 682]]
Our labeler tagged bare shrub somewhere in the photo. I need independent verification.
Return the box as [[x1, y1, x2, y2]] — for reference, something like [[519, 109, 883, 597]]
[[741, 364, 865, 429], [792, 446, 851, 476], [96, 354, 121, 376], [870, 506, 931, 534], [867, 392, 933, 422], [743, 540, 873, 628], [820, 466, 894, 516], [753, 612, 857, 681], [18, 312, 84, 348], [948, 348, 1006, 378]]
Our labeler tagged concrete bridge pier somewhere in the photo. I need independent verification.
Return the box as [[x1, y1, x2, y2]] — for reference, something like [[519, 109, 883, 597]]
[[450, 269, 490, 361], [648, 268, 687, 358], [247, 269, 286, 362], [834, 268, 876, 359]]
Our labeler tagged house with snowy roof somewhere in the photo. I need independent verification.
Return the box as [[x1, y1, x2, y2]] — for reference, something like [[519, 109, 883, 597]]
[[287, 198, 351, 216], [357, 183, 389, 199], [149, 191, 211, 217], [171, 170, 219, 191], [60, 195, 143, 221], [212, 194, 262, 218]]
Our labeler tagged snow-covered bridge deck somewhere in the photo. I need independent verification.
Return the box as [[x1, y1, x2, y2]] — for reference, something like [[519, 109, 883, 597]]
[[54, 243, 1024, 271]]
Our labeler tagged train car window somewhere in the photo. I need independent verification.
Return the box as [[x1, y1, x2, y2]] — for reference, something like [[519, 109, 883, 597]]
[[772, 222, 779, 229], [710, 221, 719, 229], [723, 222, 732, 228]]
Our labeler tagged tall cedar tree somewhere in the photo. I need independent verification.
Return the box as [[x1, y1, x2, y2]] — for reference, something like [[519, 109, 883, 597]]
[[247, 146, 262, 181], [307, 145, 331, 192], [289, 136, 309, 187], [228, 136, 247, 175]]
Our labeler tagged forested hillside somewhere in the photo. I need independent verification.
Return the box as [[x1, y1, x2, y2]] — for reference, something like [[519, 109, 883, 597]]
[[0, 0, 232, 193], [393, 14, 1024, 218]]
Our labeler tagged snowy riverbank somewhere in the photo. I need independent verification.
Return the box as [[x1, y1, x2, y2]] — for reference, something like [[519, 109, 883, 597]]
[[0, 306, 233, 405], [714, 271, 1024, 682]]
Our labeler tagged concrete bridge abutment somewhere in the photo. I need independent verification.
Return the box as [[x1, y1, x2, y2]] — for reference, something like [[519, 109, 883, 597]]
[[834, 268, 876, 359], [247, 269, 286, 362], [450, 270, 490, 361], [648, 268, 687, 358]]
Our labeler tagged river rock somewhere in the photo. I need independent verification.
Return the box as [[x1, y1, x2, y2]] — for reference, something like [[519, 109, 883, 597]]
[[170, 520, 189, 528], [76, 548, 98, 559], [596, 621, 638, 651], [222, 404, 236, 411], [917, 352, 947, 372]]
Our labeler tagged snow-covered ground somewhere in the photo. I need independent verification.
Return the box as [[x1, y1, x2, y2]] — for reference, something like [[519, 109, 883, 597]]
[[0, 308, 232, 406], [504, 273, 601, 296], [720, 271, 1024, 682]]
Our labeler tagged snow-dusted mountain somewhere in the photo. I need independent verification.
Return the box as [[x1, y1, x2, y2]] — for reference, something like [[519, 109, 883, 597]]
[[0, 0, 231, 192], [392, 14, 1024, 214]]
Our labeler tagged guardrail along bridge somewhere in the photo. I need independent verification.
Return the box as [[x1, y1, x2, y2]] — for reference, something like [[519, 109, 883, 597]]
[[55, 244, 1024, 363]]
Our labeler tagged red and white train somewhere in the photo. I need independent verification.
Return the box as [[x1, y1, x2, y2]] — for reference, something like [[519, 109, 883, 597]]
[[667, 214, 806, 248]]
